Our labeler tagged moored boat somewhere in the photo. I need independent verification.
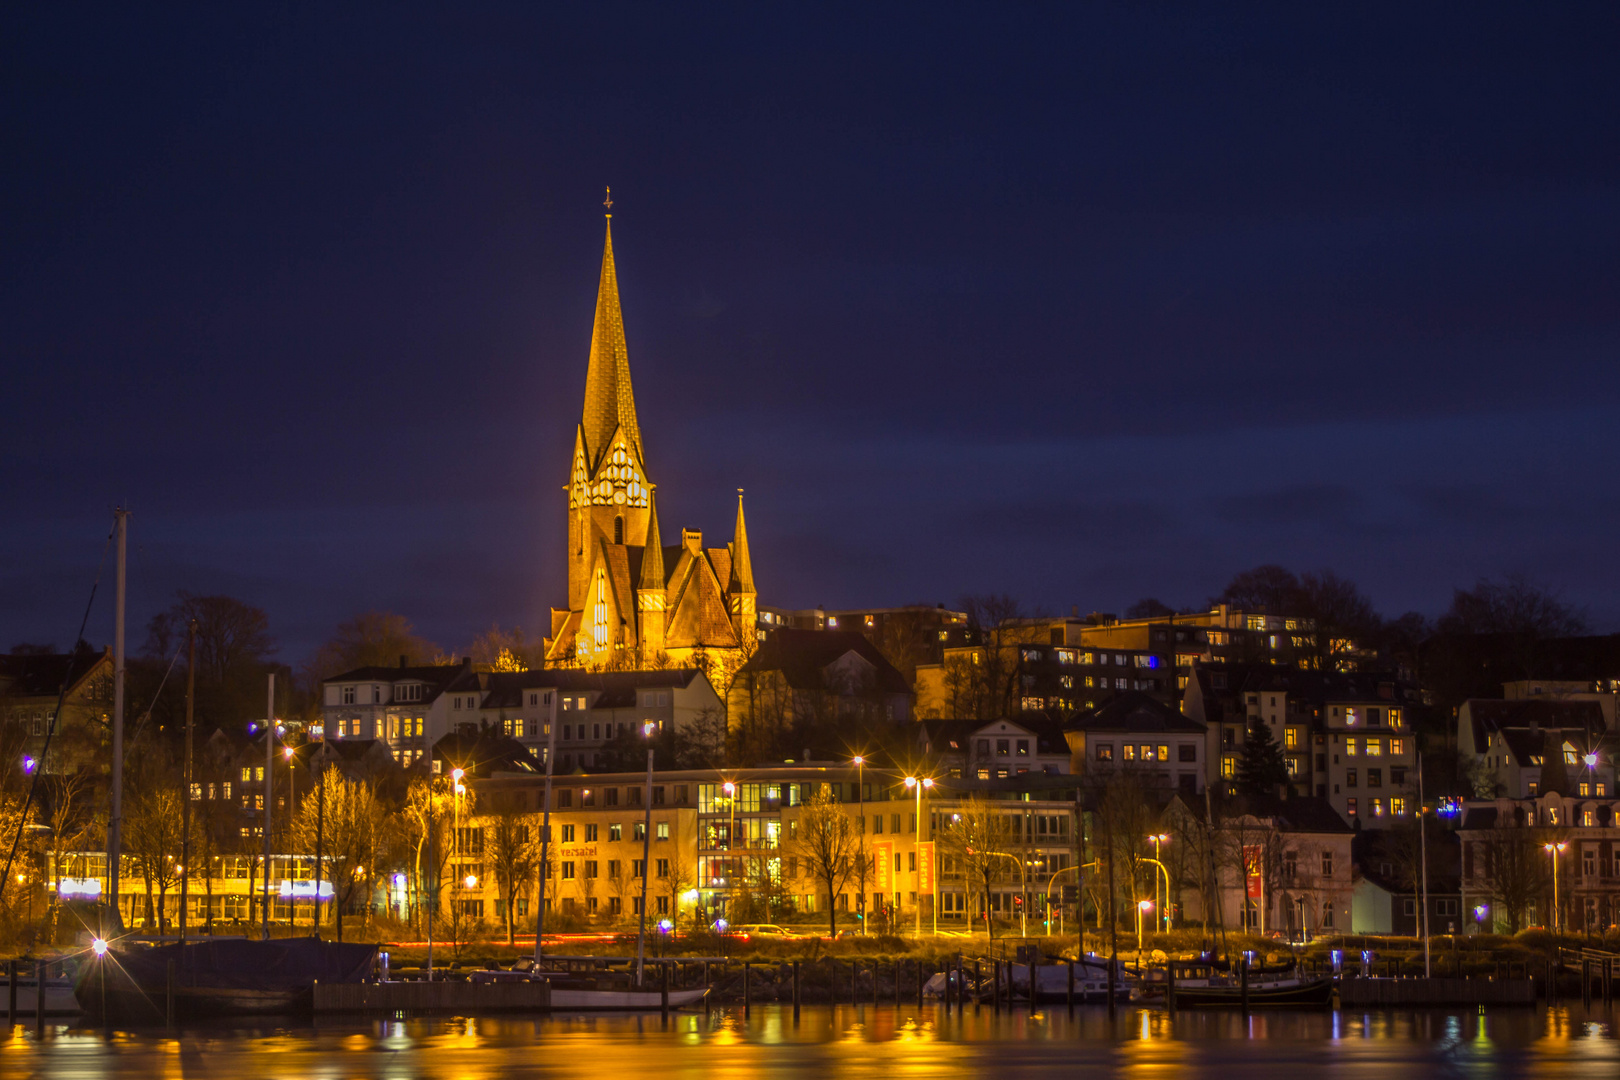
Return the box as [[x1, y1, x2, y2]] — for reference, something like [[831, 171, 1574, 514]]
[[75, 937, 377, 1022]]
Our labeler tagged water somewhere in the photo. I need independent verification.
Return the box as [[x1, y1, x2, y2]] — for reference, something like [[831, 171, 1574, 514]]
[[5, 1003, 1618, 1078]]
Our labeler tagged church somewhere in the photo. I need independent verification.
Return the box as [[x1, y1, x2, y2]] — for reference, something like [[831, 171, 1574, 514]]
[[544, 210, 759, 679]]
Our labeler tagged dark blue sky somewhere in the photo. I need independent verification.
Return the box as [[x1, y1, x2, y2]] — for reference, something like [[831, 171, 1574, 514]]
[[5, 3, 1619, 662]]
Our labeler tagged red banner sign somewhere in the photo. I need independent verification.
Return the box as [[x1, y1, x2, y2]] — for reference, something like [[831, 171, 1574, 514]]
[[1243, 845, 1263, 900]]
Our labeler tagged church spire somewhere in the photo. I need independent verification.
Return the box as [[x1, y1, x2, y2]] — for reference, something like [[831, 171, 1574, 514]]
[[639, 487, 665, 591], [730, 488, 755, 595], [580, 208, 643, 469]]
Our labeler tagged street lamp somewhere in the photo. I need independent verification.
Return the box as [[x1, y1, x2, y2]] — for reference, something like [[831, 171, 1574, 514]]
[[722, 780, 736, 922], [903, 776, 935, 938], [852, 756, 866, 934], [1137, 899, 1153, 955], [1543, 842, 1567, 932], [1148, 833, 1170, 931]]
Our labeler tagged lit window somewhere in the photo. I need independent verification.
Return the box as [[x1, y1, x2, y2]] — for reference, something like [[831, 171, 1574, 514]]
[[1346, 708, 1358, 726], [1391, 797, 1406, 815], [1122, 745, 1136, 762], [1366, 739, 1382, 757], [1157, 744, 1169, 760], [1284, 728, 1299, 749], [1390, 738, 1405, 756], [1096, 744, 1113, 762], [1347, 798, 1357, 815], [1221, 756, 1236, 778], [1345, 739, 1358, 757], [1371, 798, 1385, 816]]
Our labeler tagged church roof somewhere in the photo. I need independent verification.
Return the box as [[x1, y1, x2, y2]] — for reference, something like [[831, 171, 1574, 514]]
[[580, 218, 642, 471]]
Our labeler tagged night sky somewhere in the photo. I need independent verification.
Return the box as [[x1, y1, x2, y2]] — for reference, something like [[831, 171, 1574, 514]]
[[6, 3, 1620, 663]]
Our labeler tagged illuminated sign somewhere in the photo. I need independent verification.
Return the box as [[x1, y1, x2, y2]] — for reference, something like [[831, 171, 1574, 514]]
[[57, 877, 102, 899], [278, 881, 335, 900]]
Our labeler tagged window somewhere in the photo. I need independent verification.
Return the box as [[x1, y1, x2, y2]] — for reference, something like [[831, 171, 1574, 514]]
[[1366, 739, 1383, 757], [1389, 708, 1403, 729], [1016, 739, 1029, 756], [1284, 728, 1299, 749], [1157, 744, 1169, 761], [584, 861, 599, 878], [341, 686, 355, 704], [1345, 769, 1357, 788], [609, 823, 622, 841], [1122, 745, 1137, 762], [1322, 902, 1335, 928], [1096, 744, 1113, 762], [634, 822, 646, 841], [1367, 768, 1382, 788], [561, 862, 575, 880], [1347, 798, 1357, 816], [1371, 798, 1385, 816], [632, 859, 646, 877], [1142, 744, 1157, 762], [1391, 797, 1407, 815], [1345, 738, 1358, 757], [1221, 756, 1236, 778], [560, 824, 575, 842], [1286, 758, 1300, 777], [656, 821, 669, 840], [657, 858, 669, 878], [608, 859, 621, 878], [996, 739, 1009, 756], [873, 814, 884, 834], [1321, 851, 1334, 877], [1390, 738, 1405, 756], [585, 824, 598, 842]]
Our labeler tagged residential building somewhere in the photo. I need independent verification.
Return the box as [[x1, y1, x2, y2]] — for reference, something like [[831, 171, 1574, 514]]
[[1456, 698, 1616, 799], [320, 663, 723, 770], [1062, 691, 1208, 795], [728, 628, 913, 730], [0, 644, 113, 774], [915, 716, 1071, 780], [1166, 793, 1355, 938], [1457, 793, 1620, 933]]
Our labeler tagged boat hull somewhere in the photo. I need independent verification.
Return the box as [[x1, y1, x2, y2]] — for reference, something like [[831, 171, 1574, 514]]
[[1171, 976, 1335, 1008], [74, 938, 377, 1023], [548, 986, 709, 1011]]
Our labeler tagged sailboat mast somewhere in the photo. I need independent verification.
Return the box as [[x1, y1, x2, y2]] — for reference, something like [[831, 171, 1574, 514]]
[[180, 620, 196, 942], [533, 695, 557, 963], [108, 508, 128, 931], [263, 673, 274, 941]]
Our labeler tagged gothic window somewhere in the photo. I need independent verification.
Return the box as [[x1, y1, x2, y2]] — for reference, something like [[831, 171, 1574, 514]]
[[614, 516, 624, 544], [593, 569, 609, 651]]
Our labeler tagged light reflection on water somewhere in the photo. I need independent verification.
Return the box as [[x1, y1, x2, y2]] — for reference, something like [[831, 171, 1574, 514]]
[[2, 1003, 1616, 1078]]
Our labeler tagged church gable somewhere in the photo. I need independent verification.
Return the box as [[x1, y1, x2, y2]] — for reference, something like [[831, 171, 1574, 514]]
[[665, 550, 741, 650]]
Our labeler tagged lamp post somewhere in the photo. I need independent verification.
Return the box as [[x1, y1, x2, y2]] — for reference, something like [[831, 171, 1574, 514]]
[[853, 756, 865, 934], [1136, 899, 1152, 956], [722, 780, 736, 924], [1148, 833, 1170, 931], [1543, 841, 1567, 932], [283, 745, 296, 926], [635, 721, 654, 987], [903, 775, 934, 938]]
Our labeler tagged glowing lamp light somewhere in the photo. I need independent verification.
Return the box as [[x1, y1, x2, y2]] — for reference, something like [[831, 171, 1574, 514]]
[[714, 918, 729, 933], [283, 747, 295, 761], [657, 919, 673, 934], [681, 890, 700, 903], [393, 873, 407, 888], [451, 767, 465, 782], [464, 874, 478, 888], [91, 938, 107, 957], [1474, 904, 1489, 922], [722, 781, 735, 796], [904, 776, 916, 788], [852, 755, 864, 766], [643, 721, 655, 737], [1138, 900, 1154, 911], [1583, 752, 1600, 768], [22, 756, 36, 774]]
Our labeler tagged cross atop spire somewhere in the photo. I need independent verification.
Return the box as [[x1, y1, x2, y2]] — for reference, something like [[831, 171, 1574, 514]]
[[603, 185, 613, 216], [579, 216, 642, 469]]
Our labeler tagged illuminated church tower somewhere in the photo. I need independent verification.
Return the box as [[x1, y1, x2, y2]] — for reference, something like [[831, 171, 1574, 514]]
[[546, 201, 758, 674]]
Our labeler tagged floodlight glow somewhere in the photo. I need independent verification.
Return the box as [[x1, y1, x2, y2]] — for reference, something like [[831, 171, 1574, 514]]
[[91, 938, 107, 956]]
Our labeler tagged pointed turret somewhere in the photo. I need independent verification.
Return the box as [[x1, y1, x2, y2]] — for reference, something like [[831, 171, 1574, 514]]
[[636, 487, 668, 660], [639, 488, 665, 591], [730, 489, 755, 595], [580, 218, 643, 470]]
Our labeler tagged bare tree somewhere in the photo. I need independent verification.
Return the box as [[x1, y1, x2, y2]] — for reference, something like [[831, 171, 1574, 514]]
[[302, 611, 441, 689], [295, 770, 387, 941], [939, 794, 1016, 939], [1480, 826, 1553, 932], [792, 785, 858, 936], [486, 805, 537, 945]]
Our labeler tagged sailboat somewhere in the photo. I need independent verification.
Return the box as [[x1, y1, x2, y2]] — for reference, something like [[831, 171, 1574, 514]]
[[72, 511, 377, 1023]]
